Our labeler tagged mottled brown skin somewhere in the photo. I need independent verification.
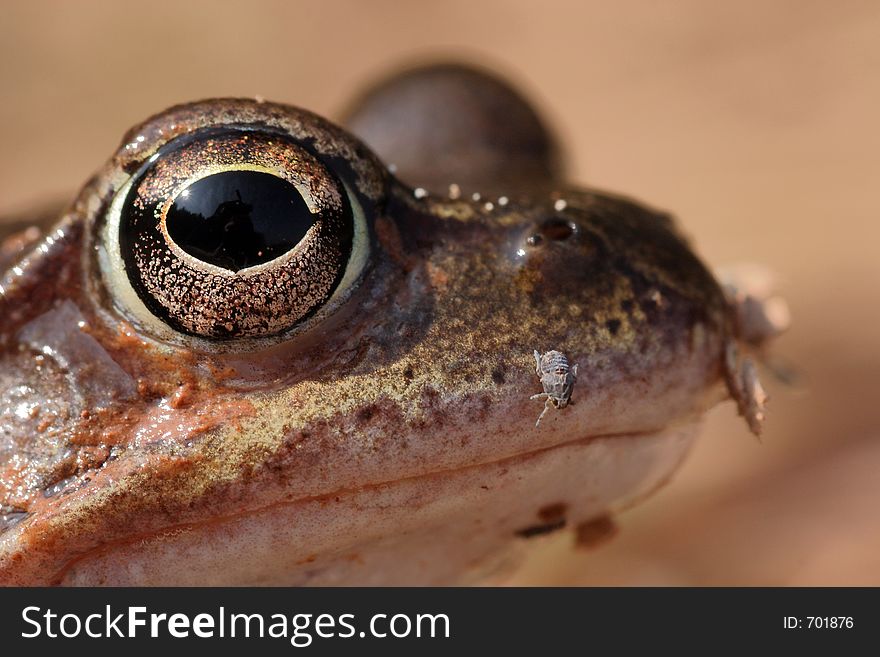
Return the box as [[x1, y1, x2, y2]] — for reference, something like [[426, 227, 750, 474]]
[[0, 65, 738, 585]]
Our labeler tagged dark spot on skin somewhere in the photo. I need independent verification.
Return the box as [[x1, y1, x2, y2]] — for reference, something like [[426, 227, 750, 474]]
[[621, 298, 634, 313], [537, 502, 568, 523], [356, 404, 379, 423], [403, 366, 414, 381], [121, 160, 141, 175], [575, 514, 619, 549], [605, 318, 621, 335], [515, 518, 567, 538], [491, 367, 505, 385]]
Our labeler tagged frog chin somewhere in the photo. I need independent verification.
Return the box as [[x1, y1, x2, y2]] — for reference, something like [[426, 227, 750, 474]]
[[56, 420, 699, 586]]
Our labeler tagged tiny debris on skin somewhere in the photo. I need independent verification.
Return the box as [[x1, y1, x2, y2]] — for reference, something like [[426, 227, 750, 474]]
[[0, 63, 786, 586], [531, 349, 578, 427]]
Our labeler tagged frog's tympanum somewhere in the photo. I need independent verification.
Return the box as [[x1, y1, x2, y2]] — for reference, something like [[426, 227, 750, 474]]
[[0, 64, 784, 585]]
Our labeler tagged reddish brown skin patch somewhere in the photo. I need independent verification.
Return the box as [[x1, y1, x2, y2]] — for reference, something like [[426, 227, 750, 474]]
[[169, 383, 197, 409], [575, 514, 619, 550], [374, 215, 412, 271], [538, 502, 569, 523], [425, 261, 450, 290]]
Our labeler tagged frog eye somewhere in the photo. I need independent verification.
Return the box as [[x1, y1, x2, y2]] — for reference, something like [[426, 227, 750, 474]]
[[99, 128, 369, 342]]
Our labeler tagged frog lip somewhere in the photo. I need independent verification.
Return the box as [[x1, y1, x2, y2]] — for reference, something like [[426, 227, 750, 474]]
[[37, 420, 698, 586]]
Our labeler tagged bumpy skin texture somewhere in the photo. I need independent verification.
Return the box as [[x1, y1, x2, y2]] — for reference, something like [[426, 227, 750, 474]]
[[0, 65, 736, 585]]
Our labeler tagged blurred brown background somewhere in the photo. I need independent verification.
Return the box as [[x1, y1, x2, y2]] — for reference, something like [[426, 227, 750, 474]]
[[3, 0, 879, 585]]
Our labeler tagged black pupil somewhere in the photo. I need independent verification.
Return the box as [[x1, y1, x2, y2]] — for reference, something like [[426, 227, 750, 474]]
[[165, 171, 314, 272]]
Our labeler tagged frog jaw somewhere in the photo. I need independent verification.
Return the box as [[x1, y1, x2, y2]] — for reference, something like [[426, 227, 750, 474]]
[[54, 421, 700, 586]]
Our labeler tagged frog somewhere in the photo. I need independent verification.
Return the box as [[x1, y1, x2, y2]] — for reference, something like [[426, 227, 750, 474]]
[[0, 63, 783, 585]]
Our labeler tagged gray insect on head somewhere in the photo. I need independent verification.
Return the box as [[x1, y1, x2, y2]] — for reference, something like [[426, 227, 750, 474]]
[[530, 349, 578, 427]]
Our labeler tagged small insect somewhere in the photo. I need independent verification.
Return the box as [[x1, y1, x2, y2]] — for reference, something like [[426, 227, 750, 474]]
[[530, 350, 578, 427]]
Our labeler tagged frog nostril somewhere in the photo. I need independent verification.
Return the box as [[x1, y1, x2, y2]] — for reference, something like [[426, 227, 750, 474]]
[[529, 217, 576, 246]]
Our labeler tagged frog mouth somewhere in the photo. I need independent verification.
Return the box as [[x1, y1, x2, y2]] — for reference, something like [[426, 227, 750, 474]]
[[33, 419, 699, 586]]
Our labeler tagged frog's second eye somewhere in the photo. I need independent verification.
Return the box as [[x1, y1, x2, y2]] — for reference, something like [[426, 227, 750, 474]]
[[100, 128, 369, 341]]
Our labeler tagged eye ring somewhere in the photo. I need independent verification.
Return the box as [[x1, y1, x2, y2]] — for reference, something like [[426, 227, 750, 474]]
[[97, 127, 371, 347]]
